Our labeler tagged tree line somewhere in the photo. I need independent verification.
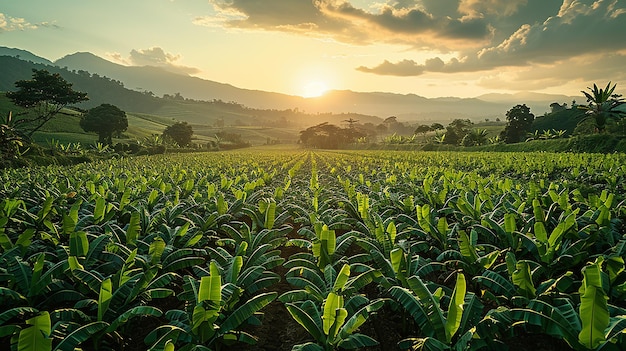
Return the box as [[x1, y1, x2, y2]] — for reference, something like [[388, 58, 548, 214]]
[[1, 69, 196, 165]]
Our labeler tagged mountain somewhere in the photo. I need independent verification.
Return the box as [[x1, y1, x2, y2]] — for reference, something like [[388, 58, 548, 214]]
[[478, 92, 579, 105], [3, 47, 573, 121], [55, 52, 302, 111], [0, 46, 53, 65]]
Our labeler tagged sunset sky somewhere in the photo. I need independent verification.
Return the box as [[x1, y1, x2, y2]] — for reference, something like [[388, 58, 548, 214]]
[[2, 0, 625, 99]]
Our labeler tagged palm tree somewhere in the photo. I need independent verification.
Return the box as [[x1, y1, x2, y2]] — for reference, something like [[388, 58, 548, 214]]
[[578, 82, 625, 132]]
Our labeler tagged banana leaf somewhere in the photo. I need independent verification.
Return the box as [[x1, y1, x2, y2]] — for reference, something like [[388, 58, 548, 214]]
[[286, 301, 325, 344], [446, 273, 466, 342], [18, 311, 51, 351], [54, 321, 108, 351], [219, 291, 277, 334], [578, 285, 609, 349]]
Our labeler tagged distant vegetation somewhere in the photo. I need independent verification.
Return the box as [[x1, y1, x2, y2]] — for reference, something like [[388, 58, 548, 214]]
[[1, 52, 626, 169]]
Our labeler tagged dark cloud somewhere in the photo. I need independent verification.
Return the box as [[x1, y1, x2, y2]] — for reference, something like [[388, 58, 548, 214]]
[[207, 0, 346, 32], [358, 0, 626, 80], [128, 47, 200, 75], [206, 0, 493, 46]]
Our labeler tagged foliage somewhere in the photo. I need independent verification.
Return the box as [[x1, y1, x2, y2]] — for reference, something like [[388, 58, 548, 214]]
[[299, 123, 365, 149], [163, 121, 194, 147], [80, 103, 128, 145], [578, 82, 626, 132], [500, 104, 535, 143], [442, 119, 473, 145], [6, 69, 88, 137], [1, 149, 626, 351], [1, 112, 26, 163]]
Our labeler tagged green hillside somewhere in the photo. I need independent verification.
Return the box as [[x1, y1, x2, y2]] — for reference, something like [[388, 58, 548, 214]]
[[0, 55, 380, 146], [530, 107, 585, 135]]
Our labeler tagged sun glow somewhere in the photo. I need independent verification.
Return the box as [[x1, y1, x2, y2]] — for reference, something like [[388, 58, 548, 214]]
[[302, 81, 329, 98]]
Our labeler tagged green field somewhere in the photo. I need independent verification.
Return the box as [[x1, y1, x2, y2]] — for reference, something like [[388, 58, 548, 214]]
[[1, 149, 625, 350]]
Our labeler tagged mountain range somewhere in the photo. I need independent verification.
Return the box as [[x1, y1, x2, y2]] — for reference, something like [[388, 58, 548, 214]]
[[1, 46, 578, 122]]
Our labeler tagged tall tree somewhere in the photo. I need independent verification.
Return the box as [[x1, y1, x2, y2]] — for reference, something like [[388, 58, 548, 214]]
[[443, 119, 473, 145], [80, 104, 128, 145], [500, 104, 535, 143], [299, 122, 364, 149], [6, 69, 88, 137], [163, 122, 193, 147], [578, 82, 625, 132], [414, 124, 432, 140]]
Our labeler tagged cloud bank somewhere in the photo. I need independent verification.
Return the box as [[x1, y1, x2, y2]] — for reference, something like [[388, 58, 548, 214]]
[[109, 47, 200, 75], [197, 0, 626, 91]]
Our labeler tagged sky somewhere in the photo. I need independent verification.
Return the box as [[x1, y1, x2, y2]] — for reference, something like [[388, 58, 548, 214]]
[[1, 0, 626, 99]]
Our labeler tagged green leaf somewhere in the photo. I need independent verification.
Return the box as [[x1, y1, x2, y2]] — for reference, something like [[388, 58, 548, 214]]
[[445, 273, 466, 342], [54, 321, 108, 350], [126, 212, 141, 246], [286, 301, 325, 344], [149, 237, 166, 265], [264, 201, 276, 230], [406, 276, 446, 340], [512, 261, 536, 298], [18, 311, 51, 351], [390, 248, 403, 276], [323, 292, 345, 336], [199, 262, 222, 304], [98, 278, 112, 321], [93, 196, 106, 223], [332, 264, 350, 292], [107, 306, 163, 333], [339, 299, 385, 339], [578, 270, 609, 349], [504, 213, 516, 234], [69, 231, 89, 257], [459, 230, 478, 263], [220, 291, 277, 334]]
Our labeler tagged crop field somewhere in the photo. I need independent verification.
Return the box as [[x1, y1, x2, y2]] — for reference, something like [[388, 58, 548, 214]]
[[1, 150, 626, 351]]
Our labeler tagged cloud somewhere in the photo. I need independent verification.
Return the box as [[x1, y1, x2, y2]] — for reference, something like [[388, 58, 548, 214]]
[[358, 0, 626, 80], [129, 47, 200, 75], [202, 0, 493, 47], [0, 13, 38, 32], [110, 47, 201, 75]]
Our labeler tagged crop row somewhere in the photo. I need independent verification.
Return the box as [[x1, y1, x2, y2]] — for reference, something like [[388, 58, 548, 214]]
[[1, 150, 625, 351]]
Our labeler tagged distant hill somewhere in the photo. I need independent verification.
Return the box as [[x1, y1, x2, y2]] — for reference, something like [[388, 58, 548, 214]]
[[50, 50, 554, 121], [0, 46, 53, 65], [3, 46, 586, 124], [0, 55, 386, 145]]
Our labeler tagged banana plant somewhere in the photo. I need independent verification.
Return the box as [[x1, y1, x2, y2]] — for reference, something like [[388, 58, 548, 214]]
[[284, 264, 386, 350], [146, 261, 277, 351], [389, 273, 484, 350]]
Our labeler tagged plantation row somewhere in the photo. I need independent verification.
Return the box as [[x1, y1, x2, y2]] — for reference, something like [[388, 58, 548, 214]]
[[1, 150, 625, 351]]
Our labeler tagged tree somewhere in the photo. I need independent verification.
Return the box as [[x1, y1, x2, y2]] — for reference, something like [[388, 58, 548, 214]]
[[163, 122, 193, 147], [500, 104, 534, 143], [430, 123, 444, 131], [80, 104, 128, 145], [299, 123, 364, 149], [414, 124, 432, 140], [443, 119, 473, 145], [7, 69, 88, 137], [578, 82, 625, 132]]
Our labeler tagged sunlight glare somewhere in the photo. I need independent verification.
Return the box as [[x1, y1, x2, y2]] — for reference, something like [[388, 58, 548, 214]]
[[302, 81, 329, 98]]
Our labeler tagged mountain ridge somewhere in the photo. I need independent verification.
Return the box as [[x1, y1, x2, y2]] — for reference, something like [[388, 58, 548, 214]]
[[3, 46, 579, 120]]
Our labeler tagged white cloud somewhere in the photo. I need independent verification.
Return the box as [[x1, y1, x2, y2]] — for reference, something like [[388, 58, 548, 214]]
[[0, 13, 37, 32], [109, 47, 201, 75]]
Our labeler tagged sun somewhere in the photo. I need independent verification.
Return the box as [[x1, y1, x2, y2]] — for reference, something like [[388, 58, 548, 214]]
[[302, 81, 329, 98]]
